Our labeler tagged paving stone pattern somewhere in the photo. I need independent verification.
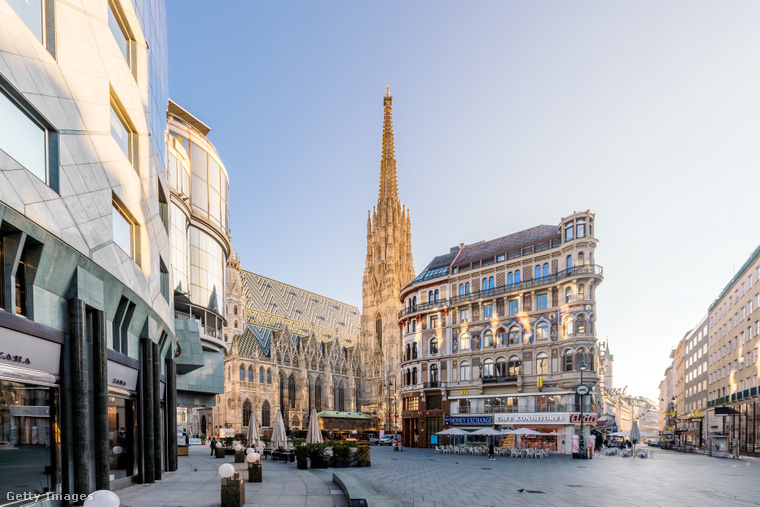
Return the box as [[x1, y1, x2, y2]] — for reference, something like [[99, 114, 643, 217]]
[[116, 445, 760, 507]]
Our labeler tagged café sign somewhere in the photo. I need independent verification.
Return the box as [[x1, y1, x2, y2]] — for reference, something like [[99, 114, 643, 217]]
[[495, 413, 598, 425]]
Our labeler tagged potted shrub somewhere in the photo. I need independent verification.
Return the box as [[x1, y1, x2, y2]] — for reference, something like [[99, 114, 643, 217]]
[[357, 445, 371, 467], [223, 436, 235, 455], [200, 433, 207, 445], [333, 443, 350, 468], [309, 443, 328, 468], [295, 445, 309, 469]]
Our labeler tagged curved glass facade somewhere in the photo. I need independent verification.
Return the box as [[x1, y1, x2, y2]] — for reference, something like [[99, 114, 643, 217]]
[[189, 226, 225, 310], [170, 203, 189, 293]]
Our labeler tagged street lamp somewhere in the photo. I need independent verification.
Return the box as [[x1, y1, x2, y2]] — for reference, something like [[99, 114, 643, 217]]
[[385, 379, 394, 434], [577, 362, 589, 458]]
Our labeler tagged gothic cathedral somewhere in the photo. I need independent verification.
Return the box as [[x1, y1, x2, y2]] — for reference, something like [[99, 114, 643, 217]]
[[360, 89, 415, 432]]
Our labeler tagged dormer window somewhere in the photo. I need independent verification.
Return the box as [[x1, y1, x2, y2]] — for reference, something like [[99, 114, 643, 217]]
[[564, 222, 574, 242]]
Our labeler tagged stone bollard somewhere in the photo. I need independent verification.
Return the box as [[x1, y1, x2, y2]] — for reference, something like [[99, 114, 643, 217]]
[[234, 449, 245, 463], [216, 446, 226, 459], [221, 473, 245, 507], [248, 462, 262, 482]]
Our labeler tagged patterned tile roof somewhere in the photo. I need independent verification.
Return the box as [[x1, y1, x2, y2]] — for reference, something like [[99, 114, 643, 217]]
[[239, 271, 360, 348]]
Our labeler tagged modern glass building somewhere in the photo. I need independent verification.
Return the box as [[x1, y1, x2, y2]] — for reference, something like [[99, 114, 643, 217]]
[[166, 100, 230, 427], [0, 0, 177, 503]]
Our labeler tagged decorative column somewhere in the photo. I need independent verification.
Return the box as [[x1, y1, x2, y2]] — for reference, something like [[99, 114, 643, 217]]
[[166, 357, 178, 471], [141, 337, 155, 483], [68, 299, 91, 496], [152, 341, 162, 481], [93, 309, 110, 490]]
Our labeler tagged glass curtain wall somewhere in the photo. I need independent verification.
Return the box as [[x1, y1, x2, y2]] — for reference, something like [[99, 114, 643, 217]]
[[108, 396, 137, 481]]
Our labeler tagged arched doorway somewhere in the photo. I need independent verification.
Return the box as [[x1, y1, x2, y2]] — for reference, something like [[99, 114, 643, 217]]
[[201, 415, 207, 435]]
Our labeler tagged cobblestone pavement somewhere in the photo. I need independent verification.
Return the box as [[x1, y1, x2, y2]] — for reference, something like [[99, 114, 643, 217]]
[[351, 446, 760, 507], [115, 445, 760, 507]]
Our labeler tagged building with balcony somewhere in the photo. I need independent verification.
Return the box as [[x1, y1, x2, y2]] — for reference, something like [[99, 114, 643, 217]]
[[0, 0, 176, 501], [166, 101, 230, 431], [397, 211, 603, 452], [706, 244, 760, 457]]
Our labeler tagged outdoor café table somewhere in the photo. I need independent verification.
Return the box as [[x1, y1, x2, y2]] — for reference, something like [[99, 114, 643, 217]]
[[271, 450, 294, 462], [262, 448, 271, 459]]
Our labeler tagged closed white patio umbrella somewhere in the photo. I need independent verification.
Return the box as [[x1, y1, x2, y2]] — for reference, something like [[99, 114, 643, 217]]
[[307, 409, 324, 444], [271, 410, 287, 450], [246, 411, 260, 449]]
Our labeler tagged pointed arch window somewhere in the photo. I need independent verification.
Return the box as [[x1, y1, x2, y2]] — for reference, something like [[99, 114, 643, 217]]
[[248, 366, 254, 383], [243, 400, 252, 426], [375, 314, 382, 348], [288, 374, 296, 408], [267, 368, 272, 384], [315, 378, 323, 412], [262, 400, 271, 427], [239, 365, 245, 382], [259, 366, 264, 383]]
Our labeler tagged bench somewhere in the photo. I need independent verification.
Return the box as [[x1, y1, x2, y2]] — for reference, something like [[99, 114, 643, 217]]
[[332, 472, 402, 507]]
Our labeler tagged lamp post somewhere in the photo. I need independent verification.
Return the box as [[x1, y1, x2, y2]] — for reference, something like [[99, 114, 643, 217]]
[[577, 362, 589, 459], [385, 379, 394, 434]]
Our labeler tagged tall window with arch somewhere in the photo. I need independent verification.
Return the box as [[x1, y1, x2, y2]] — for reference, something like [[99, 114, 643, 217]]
[[515, 270, 521, 284], [405, 343, 411, 361], [536, 352, 548, 375], [489, 276, 494, 290], [565, 287, 572, 303], [496, 357, 507, 376], [460, 361, 470, 381], [483, 358, 494, 377], [508, 356, 521, 376], [315, 378, 323, 411], [459, 284, 465, 296], [508, 272, 514, 286], [412, 342, 418, 359], [239, 365, 245, 382], [434, 289, 439, 301], [508, 326, 520, 345], [375, 314, 382, 348], [575, 348, 587, 369], [565, 317, 574, 337], [482, 278, 488, 292], [535, 265, 542, 280], [465, 283, 470, 295], [430, 363, 439, 384], [412, 320, 416, 333], [267, 368, 272, 384], [578, 284, 585, 300], [578, 252, 585, 266], [234, 305, 238, 315], [542, 263, 549, 278], [460, 334, 471, 351], [535, 321, 549, 341], [577, 218, 586, 238], [259, 366, 264, 383], [483, 329, 494, 347], [496, 328, 506, 346], [563, 349, 574, 372], [248, 366, 254, 383], [288, 375, 296, 408], [430, 337, 438, 355], [576, 314, 586, 334], [243, 400, 252, 426], [566, 255, 573, 271], [262, 400, 271, 427], [412, 296, 417, 310]]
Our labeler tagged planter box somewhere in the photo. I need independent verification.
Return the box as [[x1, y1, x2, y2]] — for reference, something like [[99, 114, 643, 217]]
[[358, 461, 371, 467], [177, 445, 189, 456], [235, 450, 246, 463], [221, 475, 245, 506], [334, 462, 349, 468], [215, 447, 226, 459], [297, 461, 308, 470], [311, 458, 328, 469]]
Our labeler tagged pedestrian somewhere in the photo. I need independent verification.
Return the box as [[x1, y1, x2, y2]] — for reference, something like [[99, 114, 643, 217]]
[[210, 437, 217, 455], [488, 441, 495, 460]]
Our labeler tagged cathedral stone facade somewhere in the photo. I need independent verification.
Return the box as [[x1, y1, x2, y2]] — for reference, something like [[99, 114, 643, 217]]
[[359, 89, 416, 432], [212, 91, 414, 437]]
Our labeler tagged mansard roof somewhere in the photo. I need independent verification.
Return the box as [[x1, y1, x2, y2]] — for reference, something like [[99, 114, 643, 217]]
[[453, 225, 559, 266]]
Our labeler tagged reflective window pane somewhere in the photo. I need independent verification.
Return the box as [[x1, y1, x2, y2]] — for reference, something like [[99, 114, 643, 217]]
[[8, 0, 43, 42], [108, 396, 136, 480], [0, 89, 46, 182], [191, 142, 207, 180], [110, 106, 130, 160], [112, 204, 132, 256], [108, 4, 129, 62]]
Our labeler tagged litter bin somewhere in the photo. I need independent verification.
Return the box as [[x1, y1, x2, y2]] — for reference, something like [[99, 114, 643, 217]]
[[393, 439, 398, 451]]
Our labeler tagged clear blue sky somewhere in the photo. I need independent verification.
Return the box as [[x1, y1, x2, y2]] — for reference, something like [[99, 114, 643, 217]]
[[166, 1, 760, 401]]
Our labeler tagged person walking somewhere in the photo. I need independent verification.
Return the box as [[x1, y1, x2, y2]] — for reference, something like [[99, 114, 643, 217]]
[[210, 437, 217, 456], [488, 441, 495, 460]]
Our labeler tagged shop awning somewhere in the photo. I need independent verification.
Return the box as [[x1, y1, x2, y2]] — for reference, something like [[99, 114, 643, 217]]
[[317, 411, 372, 420], [715, 406, 740, 415]]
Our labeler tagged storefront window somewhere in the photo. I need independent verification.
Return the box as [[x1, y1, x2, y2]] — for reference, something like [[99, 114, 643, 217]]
[[108, 396, 136, 481], [0, 380, 58, 498]]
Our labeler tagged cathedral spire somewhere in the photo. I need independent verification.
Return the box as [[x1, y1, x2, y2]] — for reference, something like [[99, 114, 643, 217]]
[[379, 87, 398, 203]]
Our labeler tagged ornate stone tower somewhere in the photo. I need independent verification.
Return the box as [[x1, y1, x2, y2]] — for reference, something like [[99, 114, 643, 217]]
[[360, 88, 415, 431]]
